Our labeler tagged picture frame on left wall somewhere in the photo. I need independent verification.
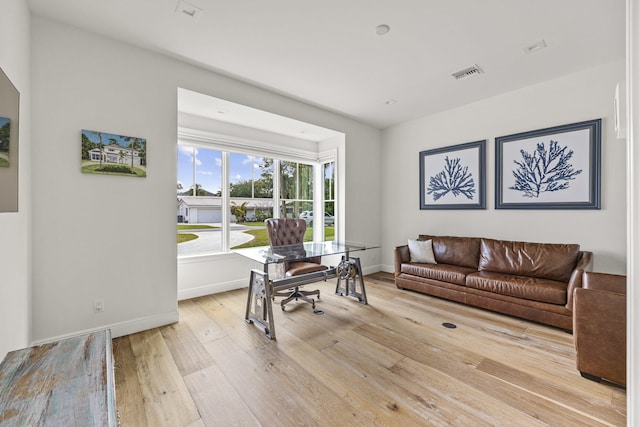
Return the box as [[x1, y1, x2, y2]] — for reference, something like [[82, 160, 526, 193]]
[[81, 129, 147, 177], [419, 140, 486, 209]]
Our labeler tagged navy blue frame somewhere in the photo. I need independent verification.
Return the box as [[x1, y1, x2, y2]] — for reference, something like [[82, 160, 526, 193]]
[[419, 140, 486, 210], [495, 118, 601, 210]]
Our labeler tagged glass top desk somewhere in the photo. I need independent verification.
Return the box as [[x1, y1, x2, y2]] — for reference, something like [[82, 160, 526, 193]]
[[233, 241, 378, 339]]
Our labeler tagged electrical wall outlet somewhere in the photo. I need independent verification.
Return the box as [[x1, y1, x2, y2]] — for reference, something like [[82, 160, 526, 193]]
[[94, 299, 104, 313]]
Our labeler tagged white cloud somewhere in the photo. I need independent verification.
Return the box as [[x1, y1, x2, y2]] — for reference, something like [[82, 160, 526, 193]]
[[242, 155, 254, 165]]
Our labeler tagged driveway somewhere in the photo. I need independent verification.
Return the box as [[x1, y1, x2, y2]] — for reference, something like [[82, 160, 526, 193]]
[[177, 224, 260, 257]]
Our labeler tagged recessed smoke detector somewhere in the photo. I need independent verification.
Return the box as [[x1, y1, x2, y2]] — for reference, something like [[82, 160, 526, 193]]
[[450, 64, 484, 81], [384, 99, 397, 105], [175, 0, 203, 20], [523, 39, 547, 54], [376, 24, 391, 36]]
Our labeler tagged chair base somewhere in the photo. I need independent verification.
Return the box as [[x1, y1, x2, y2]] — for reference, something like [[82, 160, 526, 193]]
[[275, 287, 319, 311]]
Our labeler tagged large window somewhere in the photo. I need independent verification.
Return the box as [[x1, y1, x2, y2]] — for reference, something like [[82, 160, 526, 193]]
[[323, 161, 336, 240], [177, 143, 335, 257]]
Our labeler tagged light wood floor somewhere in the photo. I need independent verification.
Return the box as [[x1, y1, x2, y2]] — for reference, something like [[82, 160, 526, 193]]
[[113, 272, 626, 426]]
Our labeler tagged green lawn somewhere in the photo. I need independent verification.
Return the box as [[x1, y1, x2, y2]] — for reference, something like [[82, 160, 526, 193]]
[[177, 224, 217, 230], [177, 223, 335, 248], [0, 158, 8, 168], [177, 233, 198, 244], [232, 226, 335, 249], [81, 163, 147, 177]]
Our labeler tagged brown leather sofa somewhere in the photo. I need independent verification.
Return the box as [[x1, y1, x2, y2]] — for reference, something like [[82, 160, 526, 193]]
[[573, 272, 626, 386], [394, 235, 593, 330]]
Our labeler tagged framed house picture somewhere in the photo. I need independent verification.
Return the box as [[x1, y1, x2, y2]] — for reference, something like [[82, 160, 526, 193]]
[[495, 119, 601, 209], [419, 140, 486, 209], [81, 129, 147, 178]]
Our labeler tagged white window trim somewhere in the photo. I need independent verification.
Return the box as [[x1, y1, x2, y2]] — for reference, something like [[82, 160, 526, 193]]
[[177, 129, 337, 256]]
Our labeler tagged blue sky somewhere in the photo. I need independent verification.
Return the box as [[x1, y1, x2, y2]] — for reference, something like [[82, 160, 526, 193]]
[[82, 129, 146, 148], [177, 146, 268, 194], [0, 117, 10, 127]]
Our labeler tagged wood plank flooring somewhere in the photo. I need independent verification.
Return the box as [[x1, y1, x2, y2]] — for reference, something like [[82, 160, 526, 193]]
[[113, 272, 626, 426]]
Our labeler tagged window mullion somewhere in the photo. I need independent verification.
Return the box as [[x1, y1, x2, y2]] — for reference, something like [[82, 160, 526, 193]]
[[273, 159, 281, 218], [221, 151, 230, 251]]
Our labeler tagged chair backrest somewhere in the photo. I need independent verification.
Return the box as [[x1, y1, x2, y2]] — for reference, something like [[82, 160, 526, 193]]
[[265, 218, 307, 247]]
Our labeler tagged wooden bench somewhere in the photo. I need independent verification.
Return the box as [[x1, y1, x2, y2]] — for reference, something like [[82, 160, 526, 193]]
[[0, 330, 117, 426]]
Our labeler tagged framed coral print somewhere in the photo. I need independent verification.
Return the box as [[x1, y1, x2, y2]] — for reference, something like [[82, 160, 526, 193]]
[[419, 140, 486, 209], [495, 119, 601, 209]]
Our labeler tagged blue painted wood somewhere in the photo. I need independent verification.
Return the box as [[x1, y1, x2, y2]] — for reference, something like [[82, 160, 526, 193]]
[[0, 330, 116, 426]]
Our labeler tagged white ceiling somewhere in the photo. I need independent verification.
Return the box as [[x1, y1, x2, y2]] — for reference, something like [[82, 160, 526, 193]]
[[28, 0, 625, 130]]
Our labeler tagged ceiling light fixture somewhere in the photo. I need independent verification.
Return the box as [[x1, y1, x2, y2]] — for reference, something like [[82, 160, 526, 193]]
[[523, 39, 547, 54], [384, 99, 397, 105], [376, 24, 391, 36], [175, 0, 203, 20]]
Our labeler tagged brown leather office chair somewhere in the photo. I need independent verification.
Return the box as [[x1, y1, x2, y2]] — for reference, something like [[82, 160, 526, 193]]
[[265, 218, 327, 310], [573, 271, 626, 386]]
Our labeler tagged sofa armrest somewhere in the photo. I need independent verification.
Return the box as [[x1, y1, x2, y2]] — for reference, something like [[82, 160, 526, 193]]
[[583, 271, 627, 294], [573, 284, 626, 385], [394, 245, 410, 277], [565, 251, 593, 310]]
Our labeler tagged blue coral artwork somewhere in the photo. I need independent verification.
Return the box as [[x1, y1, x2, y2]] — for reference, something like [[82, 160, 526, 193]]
[[496, 119, 601, 209], [420, 140, 486, 209], [510, 140, 582, 198]]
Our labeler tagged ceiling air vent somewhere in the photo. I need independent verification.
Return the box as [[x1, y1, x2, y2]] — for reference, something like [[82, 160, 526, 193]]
[[451, 64, 484, 81]]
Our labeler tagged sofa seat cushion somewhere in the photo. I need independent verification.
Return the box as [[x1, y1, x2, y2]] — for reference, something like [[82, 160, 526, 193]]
[[401, 263, 477, 286], [466, 271, 567, 305]]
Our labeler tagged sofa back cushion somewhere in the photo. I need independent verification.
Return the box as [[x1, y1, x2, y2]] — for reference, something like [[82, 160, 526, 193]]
[[418, 235, 481, 269], [478, 238, 580, 282]]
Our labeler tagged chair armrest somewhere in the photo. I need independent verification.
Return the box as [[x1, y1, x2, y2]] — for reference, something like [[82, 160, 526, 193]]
[[565, 251, 593, 311], [394, 245, 410, 277]]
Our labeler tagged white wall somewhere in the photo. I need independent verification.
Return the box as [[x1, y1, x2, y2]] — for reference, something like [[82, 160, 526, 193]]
[[381, 60, 626, 275], [627, 0, 639, 422], [30, 16, 382, 342], [0, 0, 31, 359]]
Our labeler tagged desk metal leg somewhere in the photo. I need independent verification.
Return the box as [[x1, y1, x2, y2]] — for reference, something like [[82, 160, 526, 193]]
[[335, 256, 368, 304], [245, 269, 277, 339]]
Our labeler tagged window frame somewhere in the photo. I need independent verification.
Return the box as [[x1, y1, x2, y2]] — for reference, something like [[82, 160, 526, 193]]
[[177, 131, 337, 257]]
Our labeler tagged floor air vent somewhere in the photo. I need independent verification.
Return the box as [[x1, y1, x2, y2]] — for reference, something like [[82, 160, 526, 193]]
[[451, 64, 484, 80]]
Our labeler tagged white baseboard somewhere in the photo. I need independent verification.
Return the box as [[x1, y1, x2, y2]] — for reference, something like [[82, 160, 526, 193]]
[[30, 310, 179, 345], [178, 265, 387, 301], [361, 264, 382, 275], [380, 264, 395, 273]]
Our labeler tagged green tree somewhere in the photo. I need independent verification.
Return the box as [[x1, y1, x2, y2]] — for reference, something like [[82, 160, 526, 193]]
[[192, 183, 208, 196], [230, 180, 253, 197], [96, 132, 104, 170], [122, 136, 144, 169], [81, 132, 96, 160], [0, 121, 11, 154], [230, 201, 248, 222]]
